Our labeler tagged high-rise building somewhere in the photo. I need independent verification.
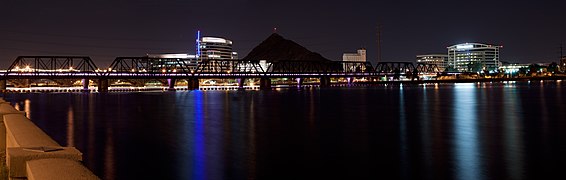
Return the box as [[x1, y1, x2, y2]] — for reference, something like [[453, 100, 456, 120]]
[[199, 37, 238, 60], [447, 43, 502, 72], [342, 48, 366, 62], [416, 54, 448, 72]]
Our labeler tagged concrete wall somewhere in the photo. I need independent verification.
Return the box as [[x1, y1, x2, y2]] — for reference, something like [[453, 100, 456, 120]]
[[4, 114, 60, 148], [0, 97, 100, 179], [0, 103, 26, 151], [27, 158, 99, 180]]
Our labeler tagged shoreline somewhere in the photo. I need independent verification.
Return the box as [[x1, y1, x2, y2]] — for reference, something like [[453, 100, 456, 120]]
[[0, 76, 564, 93]]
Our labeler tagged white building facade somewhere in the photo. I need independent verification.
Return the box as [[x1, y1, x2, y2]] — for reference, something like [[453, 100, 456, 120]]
[[342, 48, 366, 62], [447, 43, 502, 72], [416, 54, 448, 72], [199, 37, 238, 60]]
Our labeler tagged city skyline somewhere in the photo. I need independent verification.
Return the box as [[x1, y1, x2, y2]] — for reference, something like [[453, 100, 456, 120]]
[[0, 0, 565, 67]]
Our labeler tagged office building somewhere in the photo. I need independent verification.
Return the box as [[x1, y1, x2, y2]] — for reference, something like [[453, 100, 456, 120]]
[[447, 43, 502, 72], [198, 37, 238, 60], [342, 48, 366, 62], [416, 54, 448, 72]]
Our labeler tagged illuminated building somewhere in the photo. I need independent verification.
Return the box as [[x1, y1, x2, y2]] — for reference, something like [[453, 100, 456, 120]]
[[416, 54, 448, 72], [342, 48, 367, 72], [198, 37, 238, 60], [447, 43, 502, 72], [145, 32, 239, 72], [500, 63, 529, 77], [342, 48, 366, 62], [145, 53, 198, 72]]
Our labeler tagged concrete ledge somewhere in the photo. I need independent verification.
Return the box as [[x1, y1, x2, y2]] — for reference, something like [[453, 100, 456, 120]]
[[26, 158, 99, 180], [0, 104, 25, 115], [7, 147, 82, 178], [4, 114, 60, 148], [0, 106, 26, 151]]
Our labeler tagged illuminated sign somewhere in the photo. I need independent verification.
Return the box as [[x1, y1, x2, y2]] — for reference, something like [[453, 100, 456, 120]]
[[202, 37, 228, 44], [456, 44, 474, 49]]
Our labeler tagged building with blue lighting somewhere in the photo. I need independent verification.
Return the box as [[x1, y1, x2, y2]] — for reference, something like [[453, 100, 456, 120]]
[[447, 43, 502, 72]]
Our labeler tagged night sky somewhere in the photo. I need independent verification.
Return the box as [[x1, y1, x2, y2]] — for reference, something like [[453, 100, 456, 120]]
[[1, 0, 565, 68]]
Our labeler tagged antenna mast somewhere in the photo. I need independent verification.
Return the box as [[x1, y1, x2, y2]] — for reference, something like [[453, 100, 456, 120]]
[[561, 43, 563, 58], [377, 24, 382, 63]]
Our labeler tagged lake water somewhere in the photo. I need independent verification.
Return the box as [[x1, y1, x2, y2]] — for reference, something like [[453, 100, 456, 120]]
[[3, 81, 566, 180]]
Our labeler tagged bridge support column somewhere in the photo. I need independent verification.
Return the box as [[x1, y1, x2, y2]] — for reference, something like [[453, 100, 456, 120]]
[[320, 77, 331, 88], [187, 78, 199, 90], [347, 77, 353, 86], [296, 78, 303, 88], [97, 79, 109, 93], [260, 78, 271, 90], [98, 79, 108, 92], [82, 79, 89, 91], [237, 78, 246, 89], [167, 79, 176, 91], [0, 79, 6, 91]]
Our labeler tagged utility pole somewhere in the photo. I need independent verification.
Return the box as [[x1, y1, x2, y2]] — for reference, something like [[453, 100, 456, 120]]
[[560, 43, 565, 72], [377, 24, 382, 64], [560, 43, 563, 58]]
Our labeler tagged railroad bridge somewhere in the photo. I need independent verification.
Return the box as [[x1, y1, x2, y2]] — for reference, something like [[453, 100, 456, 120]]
[[1, 56, 440, 92]]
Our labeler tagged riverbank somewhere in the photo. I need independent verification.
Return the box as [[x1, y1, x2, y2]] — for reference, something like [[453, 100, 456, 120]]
[[1, 76, 565, 93]]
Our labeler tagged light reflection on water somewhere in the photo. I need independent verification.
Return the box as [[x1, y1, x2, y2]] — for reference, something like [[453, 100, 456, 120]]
[[503, 88, 524, 179], [399, 84, 408, 179], [2, 81, 566, 179], [192, 91, 205, 180], [453, 83, 481, 180]]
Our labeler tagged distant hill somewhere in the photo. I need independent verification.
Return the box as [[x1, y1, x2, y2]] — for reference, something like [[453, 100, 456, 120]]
[[242, 33, 331, 62]]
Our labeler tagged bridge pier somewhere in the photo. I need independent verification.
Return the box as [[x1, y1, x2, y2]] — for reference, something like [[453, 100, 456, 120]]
[[167, 78, 176, 91], [347, 77, 353, 86], [187, 78, 199, 90], [237, 78, 246, 89], [82, 79, 89, 91], [0, 79, 6, 91], [97, 79, 108, 93], [320, 77, 331, 88], [260, 78, 271, 90]]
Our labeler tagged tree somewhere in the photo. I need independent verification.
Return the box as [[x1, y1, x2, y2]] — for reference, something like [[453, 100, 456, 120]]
[[467, 62, 484, 73], [444, 66, 457, 72], [547, 62, 559, 74], [528, 64, 541, 76]]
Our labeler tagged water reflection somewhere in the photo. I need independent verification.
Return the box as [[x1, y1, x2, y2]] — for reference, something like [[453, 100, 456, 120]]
[[399, 86, 408, 179], [25, 99, 31, 119], [193, 92, 206, 180], [67, 106, 74, 147], [3, 82, 565, 180], [502, 88, 524, 179], [453, 83, 482, 180], [420, 85, 432, 178], [247, 97, 257, 180]]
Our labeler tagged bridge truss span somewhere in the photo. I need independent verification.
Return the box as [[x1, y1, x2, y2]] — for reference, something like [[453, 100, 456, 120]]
[[106, 57, 192, 76], [196, 59, 266, 74], [3, 56, 100, 77], [1, 56, 441, 80]]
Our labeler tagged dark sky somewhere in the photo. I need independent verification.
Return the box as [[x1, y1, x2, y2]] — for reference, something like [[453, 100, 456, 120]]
[[1, 0, 565, 68]]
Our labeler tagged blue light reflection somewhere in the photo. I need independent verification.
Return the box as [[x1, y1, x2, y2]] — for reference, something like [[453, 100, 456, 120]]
[[192, 92, 206, 180]]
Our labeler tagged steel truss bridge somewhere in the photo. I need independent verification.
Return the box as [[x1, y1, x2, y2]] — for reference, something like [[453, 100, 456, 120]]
[[1, 56, 440, 92]]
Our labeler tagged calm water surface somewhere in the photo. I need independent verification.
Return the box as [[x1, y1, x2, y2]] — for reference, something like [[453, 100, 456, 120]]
[[3, 81, 566, 180]]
